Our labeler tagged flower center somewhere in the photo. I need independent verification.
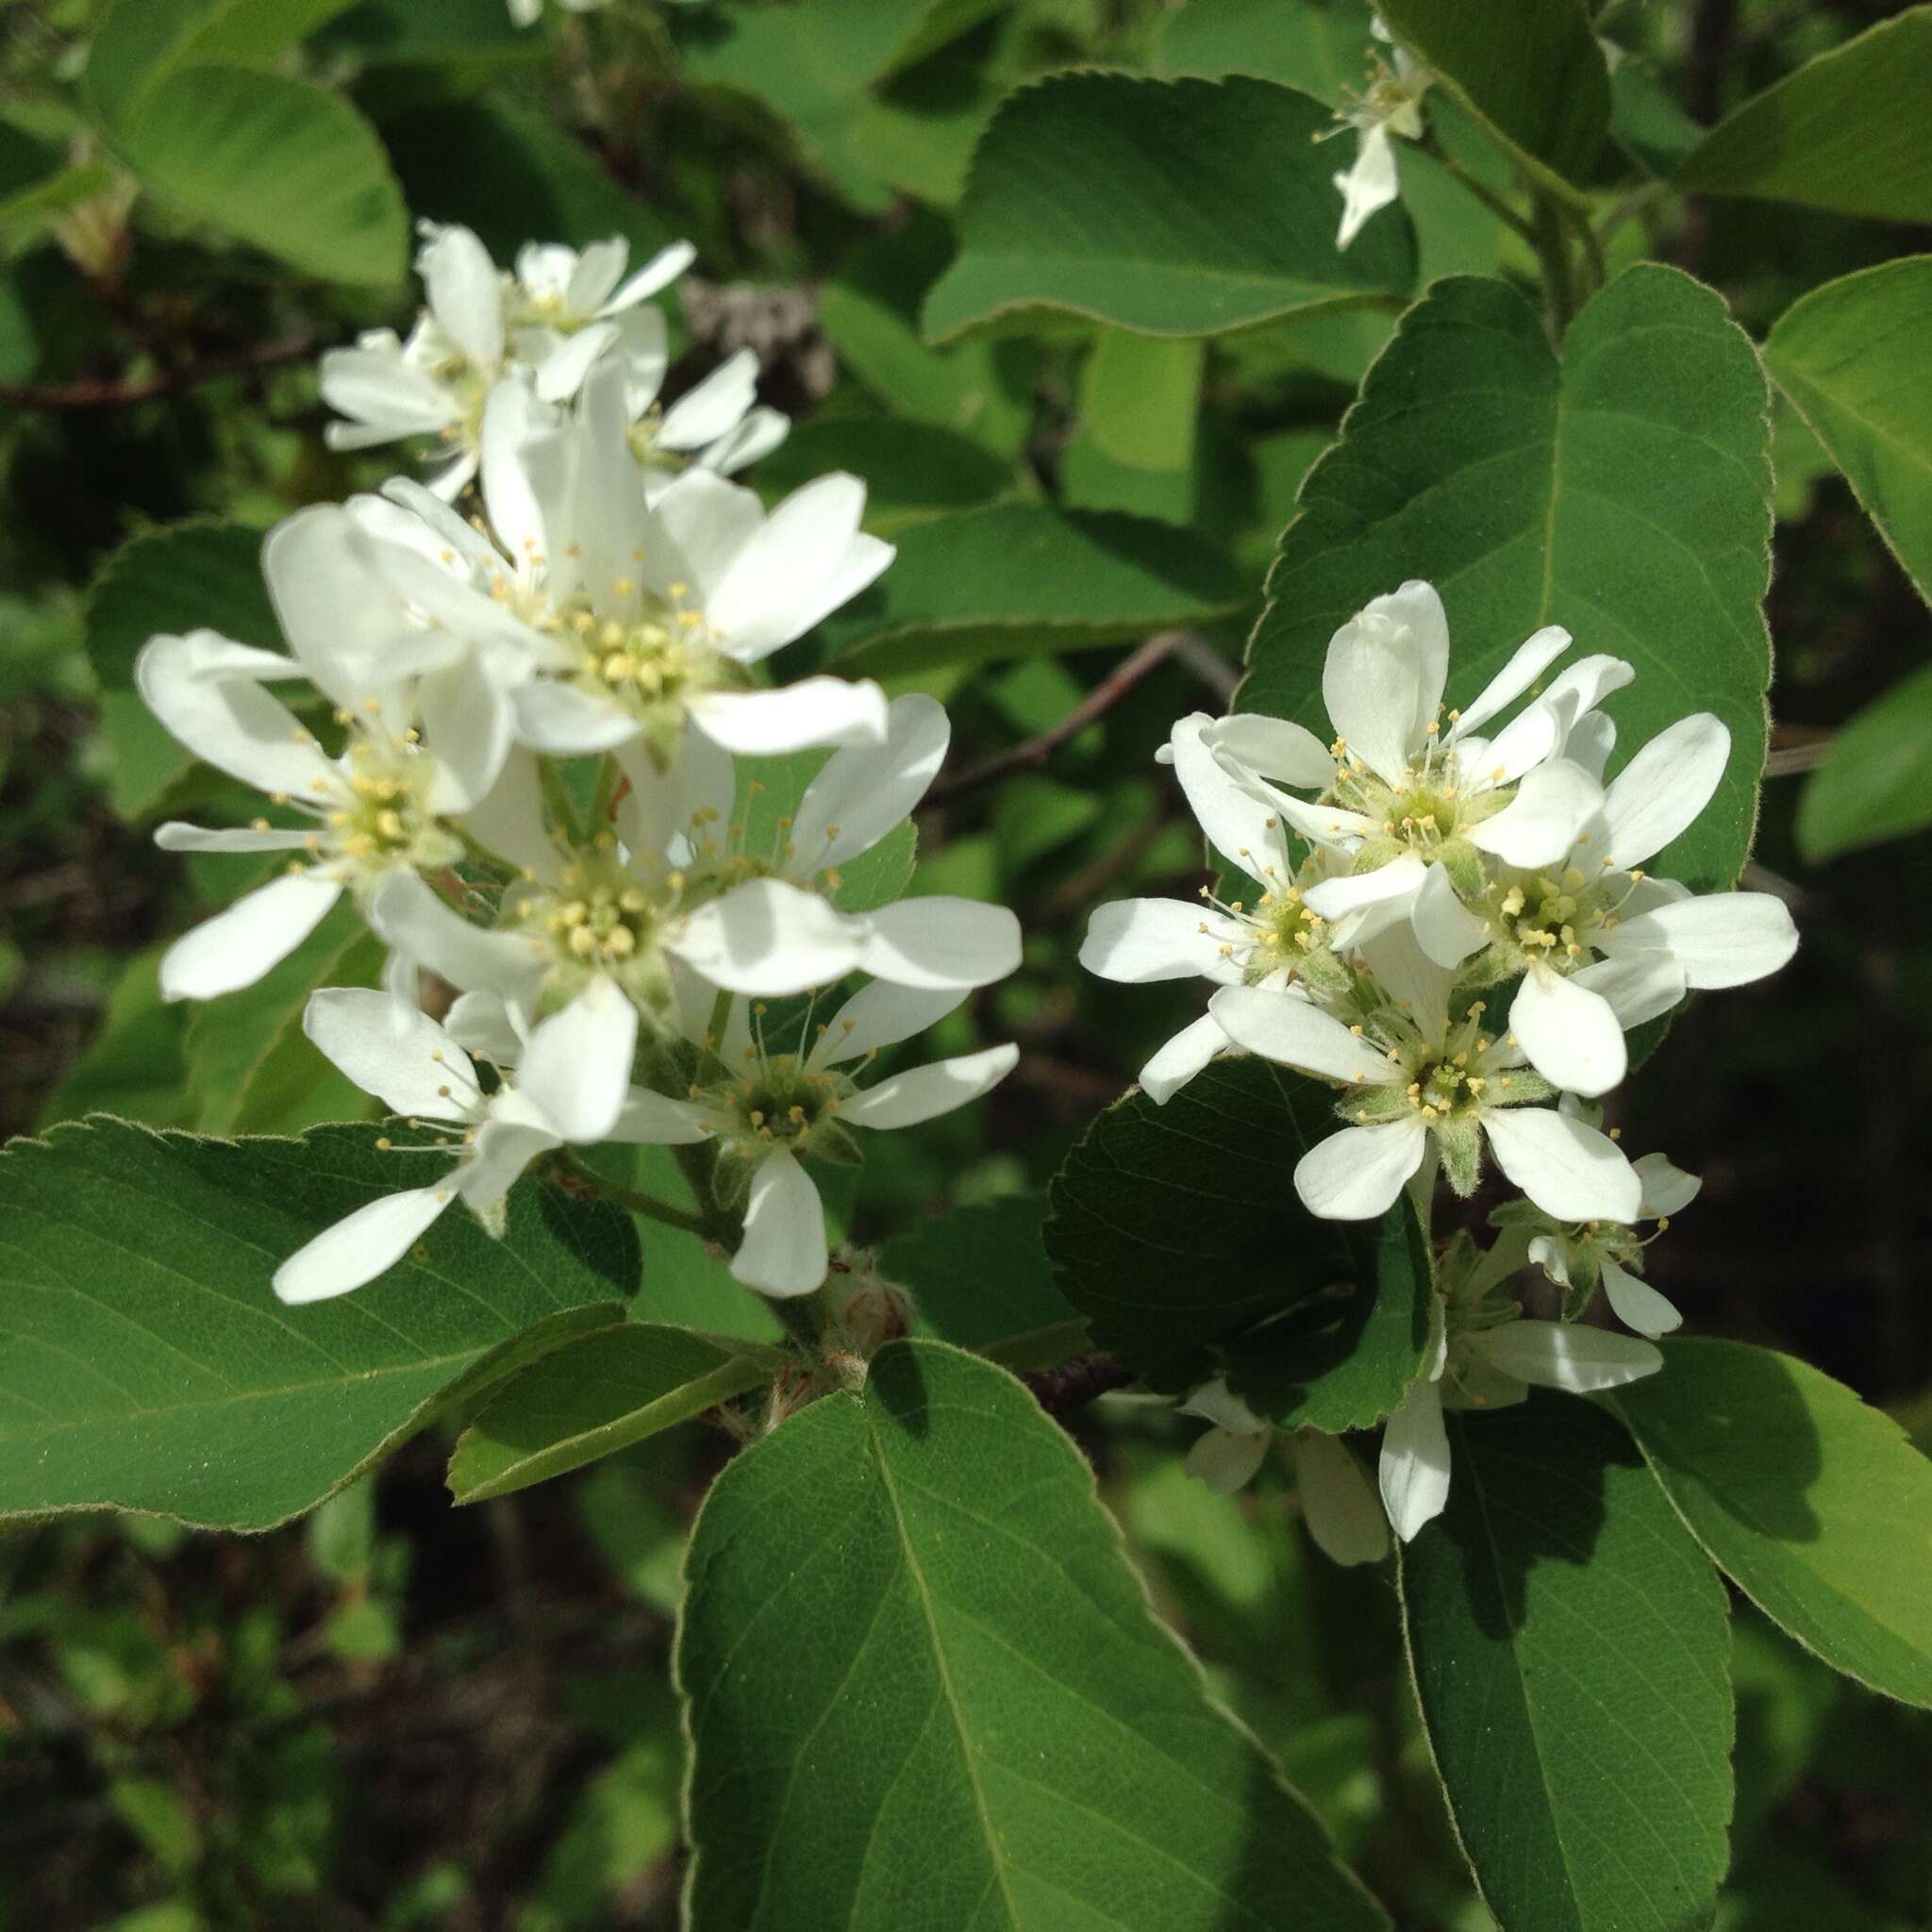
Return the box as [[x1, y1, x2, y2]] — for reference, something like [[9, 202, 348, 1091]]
[[312, 741, 459, 891], [706, 1054, 854, 1158]]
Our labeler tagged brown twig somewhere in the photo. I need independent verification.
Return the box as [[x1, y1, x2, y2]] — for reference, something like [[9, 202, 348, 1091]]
[[0, 332, 314, 411], [1021, 1351, 1136, 1417]]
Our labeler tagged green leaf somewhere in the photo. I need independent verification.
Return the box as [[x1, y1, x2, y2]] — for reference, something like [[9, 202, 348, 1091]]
[[0, 1119, 638, 1529], [117, 66, 408, 286], [1611, 1339, 1932, 1709], [1675, 8, 1932, 224], [753, 416, 1013, 536], [182, 903, 384, 1135], [449, 1324, 775, 1503], [821, 503, 1248, 677], [1400, 1392, 1734, 1932], [379, 98, 675, 264], [883, 1194, 1084, 1365], [89, 520, 273, 690], [0, 160, 118, 260], [1608, 57, 1705, 181], [40, 948, 195, 1131], [1764, 257, 1932, 608], [924, 73, 1416, 344], [1244, 266, 1773, 893], [1045, 1057, 1430, 1411], [1795, 660, 1932, 863], [1375, 0, 1610, 192], [1154, 0, 1375, 100], [315, 0, 535, 64], [677, 1338, 1387, 1932], [1082, 330, 1204, 473]]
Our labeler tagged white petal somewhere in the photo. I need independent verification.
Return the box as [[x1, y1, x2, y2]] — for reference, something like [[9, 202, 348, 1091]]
[[135, 630, 338, 798], [317, 348, 455, 436], [1567, 710, 1617, 780], [688, 678, 891, 756], [708, 475, 881, 658], [670, 877, 861, 995], [1295, 1120, 1428, 1221], [841, 1043, 1018, 1131], [609, 1088, 718, 1144], [1140, 1011, 1233, 1105], [563, 237, 629, 315], [419, 224, 503, 368], [640, 467, 762, 602], [1476, 1319, 1662, 1391], [264, 508, 422, 718], [790, 691, 946, 870], [158, 872, 341, 1002], [731, 1148, 827, 1298], [1262, 784, 1379, 850], [154, 822, 311, 854], [1527, 1232, 1573, 1289], [458, 746, 558, 880], [695, 405, 790, 477], [1079, 898, 1247, 984], [1602, 714, 1731, 868], [1507, 964, 1626, 1099], [1184, 1427, 1271, 1494], [509, 679, 640, 754], [602, 239, 695, 311], [1445, 625, 1572, 741], [1356, 922, 1454, 1038], [418, 663, 513, 813], [1475, 697, 1563, 788], [1322, 591, 1428, 783], [1633, 1152, 1701, 1219], [855, 897, 1021, 991], [1411, 861, 1491, 968], [1302, 853, 1428, 926], [478, 381, 561, 560], [1208, 986, 1392, 1085], [806, 980, 968, 1070], [1538, 654, 1635, 735], [366, 872, 547, 1003], [274, 1186, 451, 1305], [1169, 714, 1292, 877], [1335, 122, 1402, 249], [1466, 758, 1603, 868], [1600, 1258, 1683, 1337], [1378, 1378, 1451, 1541], [1567, 949, 1686, 1029], [1206, 713, 1337, 789], [516, 975, 637, 1141], [1177, 1377, 1264, 1433], [1481, 1107, 1642, 1222], [529, 321, 619, 404], [1295, 1431, 1391, 1566], [658, 348, 758, 449], [456, 1104, 562, 1215], [443, 990, 525, 1067], [569, 359, 651, 611], [304, 987, 477, 1121], [1607, 891, 1797, 990]]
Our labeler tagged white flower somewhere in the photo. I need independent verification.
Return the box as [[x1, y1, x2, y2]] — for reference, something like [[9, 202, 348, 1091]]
[[353, 364, 893, 777], [1209, 926, 1645, 1224], [273, 979, 635, 1304], [1518, 1144, 1700, 1338], [508, 0, 609, 25], [1378, 1255, 1663, 1541], [625, 338, 790, 503], [608, 979, 1019, 1296], [1329, 22, 1432, 248], [507, 235, 695, 405], [1179, 1380, 1391, 1566]]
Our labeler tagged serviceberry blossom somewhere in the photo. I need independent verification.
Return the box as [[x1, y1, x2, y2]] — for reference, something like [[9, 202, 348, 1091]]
[[1377, 1234, 1663, 1540], [1326, 18, 1434, 248], [610, 981, 1020, 1297], [273, 981, 635, 1304]]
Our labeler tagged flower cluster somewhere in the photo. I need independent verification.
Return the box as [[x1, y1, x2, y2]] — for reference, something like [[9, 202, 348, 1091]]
[[1086, 579, 1797, 1540], [1324, 17, 1434, 249], [142, 230, 1019, 1307]]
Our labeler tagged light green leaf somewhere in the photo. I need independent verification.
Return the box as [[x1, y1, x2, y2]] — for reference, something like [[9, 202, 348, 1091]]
[[1795, 660, 1932, 863], [380, 98, 675, 265], [1083, 330, 1204, 473], [883, 1194, 1084, 1365], [1244, 266, 1773, 893], [40, 948, 195, 1131], [449, 1324, 775, 1503], [1609, 57, 1705, 180], [1154, 0, 1375, 100], [89, 520, 273, 689], [0, 1119, 638, 1529], [117, 66, 408, 286], [1764, 257, 1932, 608], [924, 73, 1416, 344], [1045, 1058, 1431, 1414], [1676, 8, 1932, 224], [821, 503, 1248, 677], [1400, 1391, 1734, 1932], [677, 1338, 1388, 1932], [1375, 0, 1610, 192], [1612, 1339, 1932, 1709]]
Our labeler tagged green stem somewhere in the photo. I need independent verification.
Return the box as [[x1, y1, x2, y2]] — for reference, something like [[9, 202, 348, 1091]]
[[1422, 138, 1540, 246], [1530, 192, 1576, 336], [1568, 197, 1609, 302], [1595, 179, 1670, 252], [590, 750, 622, 834], [556, 1161, 708, 1236], [539, 756, 583, 847]]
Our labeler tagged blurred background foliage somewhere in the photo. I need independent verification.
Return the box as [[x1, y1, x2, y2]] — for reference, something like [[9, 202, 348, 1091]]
[[0, 0, 1928, 1924]]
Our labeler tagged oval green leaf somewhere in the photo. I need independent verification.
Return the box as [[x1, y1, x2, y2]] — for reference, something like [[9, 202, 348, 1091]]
[[1243, 265, 1773, 893], [677, 1338, 1388, 1932], [1796, 659, 1932, 864], [1612, 1338, 1932, 1709]]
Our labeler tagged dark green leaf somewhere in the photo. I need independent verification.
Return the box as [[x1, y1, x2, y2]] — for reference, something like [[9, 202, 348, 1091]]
[[678, 1339, 1388, 1932], [0, 1119, 638, 1529], [1764, 256, 1932, 608], [1046, 1057, 1430, 1412], [449, 1324, 775, 1502], [884, 1194, 1084, 1364], [753, 417, 1014, 535], [1676, 8, 1932, 224], [821, 503, 1248, 677], [924, 73, 1416, 343], [89, 521, 272, 689], [1154, 0, 1375, 101], [1401, 1392, 1733, 1932], [1612, 1339, 1932, 1709], [1244, 267, 1773, 893]]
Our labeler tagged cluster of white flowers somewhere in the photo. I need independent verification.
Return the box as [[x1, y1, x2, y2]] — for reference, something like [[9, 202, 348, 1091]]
[[1084, 580, 1797, 1541], [142, 230, 1019, 1308]]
